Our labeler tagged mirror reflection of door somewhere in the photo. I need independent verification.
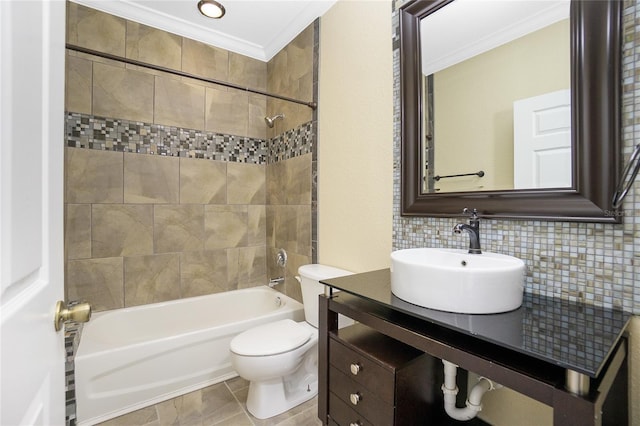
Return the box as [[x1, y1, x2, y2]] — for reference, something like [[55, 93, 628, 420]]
[[513, 90, 571, 189], [420, 0, 571, 194]]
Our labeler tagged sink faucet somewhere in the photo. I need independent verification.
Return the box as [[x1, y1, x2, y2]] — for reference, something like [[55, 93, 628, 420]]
[[453, 208, 482, 254]]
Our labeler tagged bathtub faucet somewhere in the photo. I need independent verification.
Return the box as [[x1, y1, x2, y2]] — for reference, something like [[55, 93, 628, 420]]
[[268, 277, 284, 287]]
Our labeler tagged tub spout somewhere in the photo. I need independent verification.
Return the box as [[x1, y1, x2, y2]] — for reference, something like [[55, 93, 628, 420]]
[[269, 277, 284, 287]]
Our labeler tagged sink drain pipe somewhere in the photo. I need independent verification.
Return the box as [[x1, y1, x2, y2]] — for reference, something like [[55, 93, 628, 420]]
[[441, 360, 502, 421]]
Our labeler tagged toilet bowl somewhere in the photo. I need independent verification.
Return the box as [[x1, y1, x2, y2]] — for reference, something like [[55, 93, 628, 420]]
[[229, 264, 352, 419]]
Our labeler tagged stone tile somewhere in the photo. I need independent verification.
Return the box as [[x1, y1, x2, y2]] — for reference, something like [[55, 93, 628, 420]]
[[154, 76, 205, 130], [285, 154, 312, 205], [266, 161, 286, 205], [228, 52, 267, 91], [235, 245, 267, 288], [65, 53, 92, 114], [200, 383, 244, 421], [248, 93, 268, 140], [282, 251, 311, 303], [92, 62, 154, 123], [204, 205, 248, 250], [266, 154, 312, 205], [124, 153, 179, 204], [269, 205, 297, 254], [66, 257, 123, 312], [211, 412, 253, 425], [154, 205, 204, 253], [249, 396, 318, 426], [266, 205, 277, 248], [273, 404, 322, 426], [224, 376, 249, 393], [65, 147, 123, 204], [126, 21, 182, 71], [248, 205, 267, 246], [296, 205, 312, 257], [227, 162, 266, 205], [92, 204, 153, 257], [98, 405, 158, 426], [180, 250, 230, 298], [205, 86, 248, 136], [124, 254, 180, 307], [65, 204, 91, 260], [226, 248, 240, 290], [179, 158, 227, 204], [266, 23, 314, 132], [67, 3, 126, 56], [182, 38, 229, 82]]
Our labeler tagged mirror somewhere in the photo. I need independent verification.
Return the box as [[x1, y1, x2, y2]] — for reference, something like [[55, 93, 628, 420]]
[[421, 1, 571, 193], [400, 0, 621, 221]]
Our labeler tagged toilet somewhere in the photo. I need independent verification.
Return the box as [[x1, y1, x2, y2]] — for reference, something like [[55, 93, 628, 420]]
[[229, 264, 352, 419]]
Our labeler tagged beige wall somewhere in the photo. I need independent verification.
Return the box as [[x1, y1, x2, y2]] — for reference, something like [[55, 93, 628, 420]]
[[433, 19, 570, 192], [319, 1, 638, 425], [317, 0, 393, 272]]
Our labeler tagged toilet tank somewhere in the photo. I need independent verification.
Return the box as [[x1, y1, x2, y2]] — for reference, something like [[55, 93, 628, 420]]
[[298, 264, 353, 328]]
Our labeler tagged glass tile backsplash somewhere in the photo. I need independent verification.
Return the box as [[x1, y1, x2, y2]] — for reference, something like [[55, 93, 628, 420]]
[[392, 0, 640, 314]]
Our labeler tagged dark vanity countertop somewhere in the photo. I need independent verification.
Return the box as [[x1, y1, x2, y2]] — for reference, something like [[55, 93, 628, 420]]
[[321, 269, 632, 378]]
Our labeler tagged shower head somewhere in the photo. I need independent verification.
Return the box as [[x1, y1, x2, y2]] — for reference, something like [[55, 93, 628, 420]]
[[264, 114, 285, 128]]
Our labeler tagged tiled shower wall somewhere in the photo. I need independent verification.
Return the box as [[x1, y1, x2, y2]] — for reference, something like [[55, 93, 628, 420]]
[[64, 3, 316, 310], [392, 0, 640, 315]]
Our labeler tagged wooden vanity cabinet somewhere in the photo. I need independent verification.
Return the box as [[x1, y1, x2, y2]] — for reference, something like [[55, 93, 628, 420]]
[[327, 323, 441, 426]]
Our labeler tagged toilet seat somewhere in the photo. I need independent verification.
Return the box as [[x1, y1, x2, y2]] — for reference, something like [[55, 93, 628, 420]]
[[230, 319, 312, 356]]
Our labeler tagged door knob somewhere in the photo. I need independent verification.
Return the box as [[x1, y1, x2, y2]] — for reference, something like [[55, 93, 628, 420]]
[[54, 301, 91, 331]]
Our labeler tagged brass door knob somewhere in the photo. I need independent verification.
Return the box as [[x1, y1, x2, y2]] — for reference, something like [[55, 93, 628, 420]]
[[54, 301, 91, 331]]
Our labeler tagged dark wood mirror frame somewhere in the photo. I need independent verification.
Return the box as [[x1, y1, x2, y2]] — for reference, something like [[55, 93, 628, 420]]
[[400, 0, 621, 222]]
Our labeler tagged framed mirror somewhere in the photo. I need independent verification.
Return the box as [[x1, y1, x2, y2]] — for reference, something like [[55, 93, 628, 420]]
[[399, 0, 621, 222]]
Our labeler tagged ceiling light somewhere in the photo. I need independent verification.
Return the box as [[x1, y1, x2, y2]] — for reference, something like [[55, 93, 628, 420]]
[[198, 0, 225, 19]]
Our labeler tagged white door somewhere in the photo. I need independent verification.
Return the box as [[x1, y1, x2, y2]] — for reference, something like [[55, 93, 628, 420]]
[[513, 89, 571, 189], [1, 1, 66, 425]]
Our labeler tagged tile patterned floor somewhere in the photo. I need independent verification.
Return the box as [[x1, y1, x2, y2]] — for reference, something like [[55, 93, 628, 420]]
[[97, 377, 322, 426]]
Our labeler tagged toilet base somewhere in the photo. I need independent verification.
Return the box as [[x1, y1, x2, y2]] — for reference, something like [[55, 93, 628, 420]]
[[246, 374, 318, 419]]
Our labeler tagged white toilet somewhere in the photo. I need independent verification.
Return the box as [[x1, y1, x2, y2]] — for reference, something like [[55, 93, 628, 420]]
[[229, 264, 352, 419]]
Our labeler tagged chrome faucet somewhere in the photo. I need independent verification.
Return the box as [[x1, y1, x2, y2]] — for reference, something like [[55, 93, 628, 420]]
[[453, 208, 482, 254]]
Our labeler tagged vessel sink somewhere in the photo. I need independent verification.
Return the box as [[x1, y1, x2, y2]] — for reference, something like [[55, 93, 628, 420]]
[[390, 248, 525, 314]]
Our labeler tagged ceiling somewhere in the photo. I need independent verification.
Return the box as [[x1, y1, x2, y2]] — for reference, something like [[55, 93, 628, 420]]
[[72, 0, 337, 61], [421, 0, 570, 75]]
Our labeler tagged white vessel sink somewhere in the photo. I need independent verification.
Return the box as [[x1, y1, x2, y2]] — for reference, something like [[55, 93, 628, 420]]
[[390, 248, 525, 314]]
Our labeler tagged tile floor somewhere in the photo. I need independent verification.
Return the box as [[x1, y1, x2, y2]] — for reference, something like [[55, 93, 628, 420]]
[[97, 376, 322, 426]]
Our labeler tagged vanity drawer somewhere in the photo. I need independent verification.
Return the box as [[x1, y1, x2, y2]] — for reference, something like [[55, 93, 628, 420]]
[[329, 366, 394, 425], [329, 338, 395, 404], [329, 392, 374, 426]]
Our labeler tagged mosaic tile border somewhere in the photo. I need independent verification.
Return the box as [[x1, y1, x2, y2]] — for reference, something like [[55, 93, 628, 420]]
[[268, 121, 315, 163], [64, 320, 82, 426], [391, 0, 640, 314], [66, 112, 315, 165]]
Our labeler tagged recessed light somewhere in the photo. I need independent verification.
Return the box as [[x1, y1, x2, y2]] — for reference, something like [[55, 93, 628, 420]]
[[198, 0, 225, 19]]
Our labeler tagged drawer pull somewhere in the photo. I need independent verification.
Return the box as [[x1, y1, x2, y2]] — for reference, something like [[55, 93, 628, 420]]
[[350, 362, 362, 375], [350, 422, 363, 426], [349, 392, 362, 405]]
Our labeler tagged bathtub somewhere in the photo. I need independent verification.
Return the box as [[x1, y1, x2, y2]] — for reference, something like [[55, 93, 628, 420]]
[[75, 286, 305, 425]]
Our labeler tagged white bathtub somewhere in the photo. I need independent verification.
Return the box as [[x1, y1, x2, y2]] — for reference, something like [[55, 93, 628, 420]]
[[75, 286, 305, 425]]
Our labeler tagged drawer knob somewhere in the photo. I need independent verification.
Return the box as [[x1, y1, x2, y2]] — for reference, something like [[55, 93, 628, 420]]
[[349, 392, 362, 405], [350, 362, 361, 375], [350, 422, 363, 426]]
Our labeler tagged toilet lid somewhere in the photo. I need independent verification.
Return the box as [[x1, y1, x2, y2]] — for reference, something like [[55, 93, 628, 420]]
[[230, 319, 312, 356]]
